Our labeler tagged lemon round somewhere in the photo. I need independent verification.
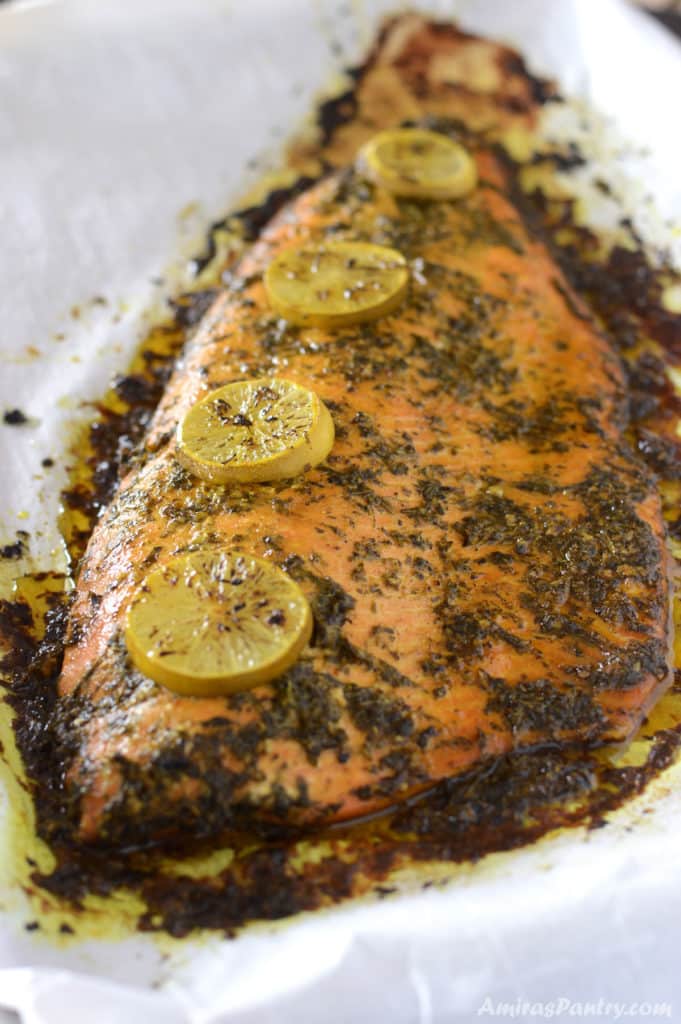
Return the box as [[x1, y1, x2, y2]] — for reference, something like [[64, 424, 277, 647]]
[[125, 550, 313, 696], [359, 128, 477, 200], [264, 240, 409, 328], [176, 378, 335, 485]]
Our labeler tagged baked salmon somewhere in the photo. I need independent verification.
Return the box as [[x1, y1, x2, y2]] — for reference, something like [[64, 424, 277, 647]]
[[55, 138, 673, 846]]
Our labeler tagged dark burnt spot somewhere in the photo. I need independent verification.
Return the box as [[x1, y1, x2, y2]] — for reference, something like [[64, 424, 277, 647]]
[[112, 374, 159, 409], [456, 465, 663, 635], [496, 50, 557, 106], [391, 745, 600, 843], [0, 598, 35, 675], [534, 225, 681, 361], [438, 604, 488, 661], [193, 176, 321, 273], [265, 666, 348, 765], [485, 677, 605, 740], [168, 290, 218, 328], [343, 684, 414, 748], [240, 182, 320, 247], [481, 394, 574, 449], [567, 639, 670, 694], [530, 143, 586, 173], [456, 492, 532, 548], [435, 591, 527, 667], [80, 741, 252, 849], [317, 89, 360, 146], [636, 430, 681, 479], [312, 577, 355, 635], [3, 408, 29, 425], [0, 530, 28, 560], [319, 464, 390, 513]]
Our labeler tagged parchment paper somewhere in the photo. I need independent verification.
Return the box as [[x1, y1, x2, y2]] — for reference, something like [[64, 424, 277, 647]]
[[1, 1, 680, 1021]]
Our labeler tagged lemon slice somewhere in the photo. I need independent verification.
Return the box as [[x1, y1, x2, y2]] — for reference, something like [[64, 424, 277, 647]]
[[359, 128, 477, 199], [176, 378, 335, 484], [125, 550, 313, 696], [264, 240, 409, 328]]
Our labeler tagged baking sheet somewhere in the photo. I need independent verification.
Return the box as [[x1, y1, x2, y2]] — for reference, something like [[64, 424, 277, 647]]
[[1, 1, 680, 1021]]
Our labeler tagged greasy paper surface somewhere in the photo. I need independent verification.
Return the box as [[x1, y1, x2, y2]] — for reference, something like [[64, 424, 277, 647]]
[[0, 1, 680, 1021]]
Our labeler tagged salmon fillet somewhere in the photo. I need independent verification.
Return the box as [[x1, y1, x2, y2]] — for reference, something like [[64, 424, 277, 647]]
[[55, 141, 673, 846]]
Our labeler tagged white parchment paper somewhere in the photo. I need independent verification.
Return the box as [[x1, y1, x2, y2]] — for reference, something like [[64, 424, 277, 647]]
[[1, 1, 680, 1021]]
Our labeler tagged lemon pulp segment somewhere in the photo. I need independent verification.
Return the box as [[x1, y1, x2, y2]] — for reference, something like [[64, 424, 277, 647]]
[[264, 240, 409, 327], [176, 378, 335, 484], [359, 128, 477, 199], [124, 551, 313, 696]]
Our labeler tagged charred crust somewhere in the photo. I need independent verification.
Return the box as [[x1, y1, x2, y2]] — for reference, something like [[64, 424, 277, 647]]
[[485, 676, 605, 740], [343, 684, 415, 748], [264, 667, 349, 765]]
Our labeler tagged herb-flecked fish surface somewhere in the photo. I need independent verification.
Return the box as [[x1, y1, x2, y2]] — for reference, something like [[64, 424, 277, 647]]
[[57, 145, 673, 846]]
